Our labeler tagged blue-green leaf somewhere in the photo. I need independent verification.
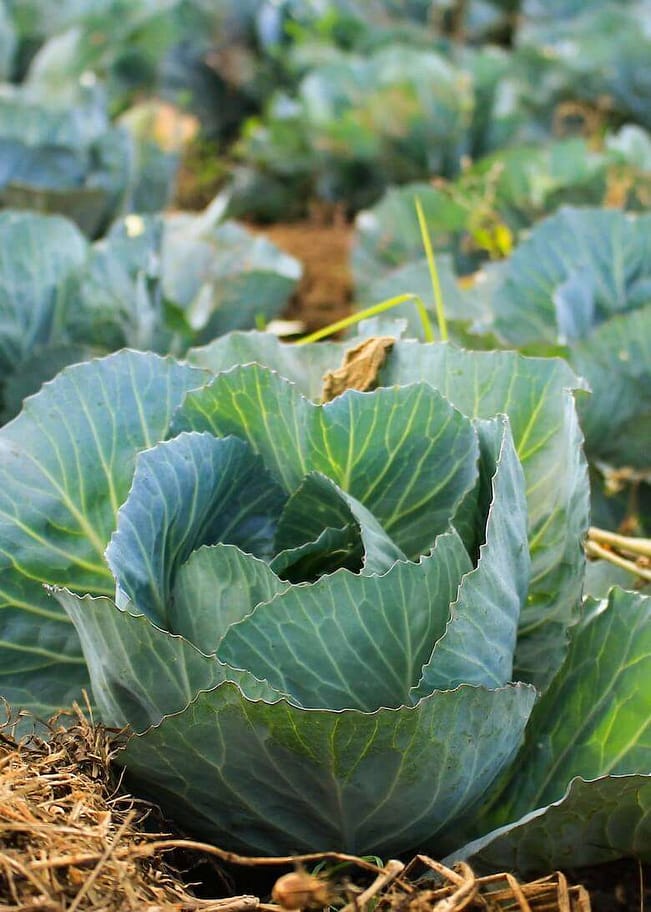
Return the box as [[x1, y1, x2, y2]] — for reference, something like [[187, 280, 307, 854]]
[[571, 305, 651, 469], [54, 589, 286, 732], [492, 208, 651, 346], [189, 336, 589, 689], [171, 545, 289, 654], [172, 364, 479, 559], [451, 588, 651, 870], [272, 472, 406, 579], [0, 351, 208, 719], [218, 531, 472, 711], [450, 775, 651, 875], [188, 331, 343, 401], [106, 433, 286, 627], [379, 343, 589, 689], [0, 210, 87, 382], [413, 416, 529, 693], [118, 680, 535, 856]]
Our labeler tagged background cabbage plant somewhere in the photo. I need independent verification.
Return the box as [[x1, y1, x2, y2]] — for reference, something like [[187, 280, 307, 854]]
[[0, 84, 175, 236], [0, 207, 300, 421], [0, 333, 648, 870], [484, 206, 651, 535]]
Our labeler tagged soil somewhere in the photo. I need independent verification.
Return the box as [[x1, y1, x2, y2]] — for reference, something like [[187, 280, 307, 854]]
[[569, 859, 649, 911], [176, 138, 355, 337], [249, 214, 354, 335]]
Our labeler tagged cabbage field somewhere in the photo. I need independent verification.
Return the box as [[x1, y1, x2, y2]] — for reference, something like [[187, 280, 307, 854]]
[[0, 0, 650, 907]]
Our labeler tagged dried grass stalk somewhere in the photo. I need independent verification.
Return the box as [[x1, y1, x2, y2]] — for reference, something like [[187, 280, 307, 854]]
[[0, 703, 255, 911]]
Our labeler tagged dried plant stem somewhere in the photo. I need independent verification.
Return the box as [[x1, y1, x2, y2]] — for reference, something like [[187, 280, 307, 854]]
[[588, 526, 651, 559], [339, 859, 405, 912], [28, 839, 386, 876], [429, 862, 478, 911], [586, 527, 651, 583], [3, 852, 53, 899], [67, 812, 136, 912]]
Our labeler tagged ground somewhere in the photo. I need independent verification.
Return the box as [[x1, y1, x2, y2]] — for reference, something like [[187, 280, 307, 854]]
[[251, 216, 354, 335]]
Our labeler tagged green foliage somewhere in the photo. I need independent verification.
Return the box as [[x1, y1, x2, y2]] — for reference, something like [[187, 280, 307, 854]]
[[486, 207, 651, 529], [0, 209, 300, 418], [0, 0, 649, 880], [352, 200, 651, 537], [516, 3, 651, 130], [228, 43, 474, 217], [446, 589, 651, 872], [10, 335, 647, 869], [0, 84, 176, 236]]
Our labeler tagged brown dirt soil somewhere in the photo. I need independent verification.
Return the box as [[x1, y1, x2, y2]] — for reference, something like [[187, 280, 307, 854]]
[[250, 216, 354, 336], [174, 140, 355, 337], [2, 707, 649, 911]]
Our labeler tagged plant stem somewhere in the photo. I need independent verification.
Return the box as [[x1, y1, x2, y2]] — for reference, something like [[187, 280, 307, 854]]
[[415, 196, 448, 342], [588, 526, 651, 559], [339, 859, 405, 912], [585, 529, 651, 583], [296, 293, 434, 344]]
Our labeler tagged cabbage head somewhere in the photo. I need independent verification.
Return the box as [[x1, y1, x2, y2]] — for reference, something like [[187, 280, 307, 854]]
[[53, 357, 535, 854], [3, 337, 648, 866]]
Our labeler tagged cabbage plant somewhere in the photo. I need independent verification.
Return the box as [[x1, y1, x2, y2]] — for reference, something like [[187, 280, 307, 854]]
[[486, 206, 651, 534], [0, 209, 300, 420], [0, 333, 649, 869], [0, 84, 174, 237]]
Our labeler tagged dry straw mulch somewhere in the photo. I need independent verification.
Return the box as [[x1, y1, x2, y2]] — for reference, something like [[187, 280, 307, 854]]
[[0, 703, 254, 911], [0, 703, 591, 912]]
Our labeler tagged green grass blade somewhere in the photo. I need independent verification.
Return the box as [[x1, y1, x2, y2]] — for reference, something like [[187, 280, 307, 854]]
[[415, 196, 448, 342], [296, 293, 434, 345]]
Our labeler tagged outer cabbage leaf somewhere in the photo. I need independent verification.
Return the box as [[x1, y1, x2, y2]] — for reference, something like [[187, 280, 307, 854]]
[[0, 351, 208, 720], [72, 210, 301, 355], [355, 254, 490, 346], [106, 433, 287, 626], [413, 416, 529, 693], [570, 306, 651, 469], [379, 345, 588, 688], [0, 5, 16, 81], [517, 7, 651, 130], [118, 680, 535, 856], [163, 215, 302, 341], [448, 588, 651, 870], [1, 342, 102, 423], [71, 215, 173, 354], [0, 211, 87, 385], [188, 330, 344, 400], [0, 84, 177, 236], [351, 183, 469, 293], [0, 89, 119, 237], [53, 590, 285, 733], [490, 208, 651, 472], [448, 775, 651, 874]]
